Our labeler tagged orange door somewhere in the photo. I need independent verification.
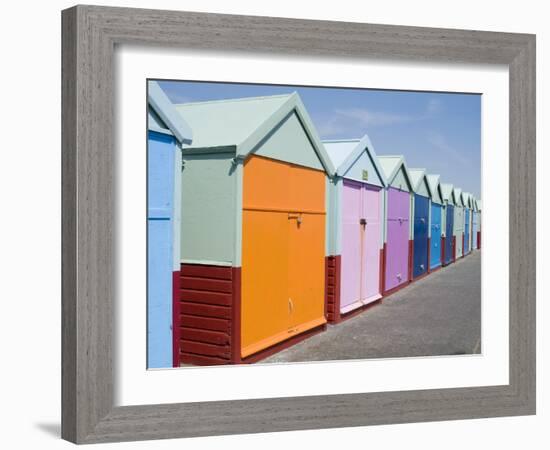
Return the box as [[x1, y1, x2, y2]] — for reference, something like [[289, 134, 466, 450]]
[[241, 156, 326, 358], [287, 212, 326, 333]]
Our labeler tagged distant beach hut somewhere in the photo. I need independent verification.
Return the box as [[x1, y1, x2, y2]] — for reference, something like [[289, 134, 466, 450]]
[[440, 183, 455, 265], [323, 134, 386, 322], [463, 192, 472, 256], [427, 174, 444, 271], [378, 156, 414, 295], [453, 187, 465, 259], [471, 196, 478, 250], [409, 168, 432, 280]]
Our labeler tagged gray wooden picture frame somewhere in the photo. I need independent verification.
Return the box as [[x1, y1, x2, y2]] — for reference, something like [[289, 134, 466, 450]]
[[62, 4, 536, 444]]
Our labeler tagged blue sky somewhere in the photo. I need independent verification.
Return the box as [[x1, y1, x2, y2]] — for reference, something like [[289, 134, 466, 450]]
[[158, 80, 481, 198]]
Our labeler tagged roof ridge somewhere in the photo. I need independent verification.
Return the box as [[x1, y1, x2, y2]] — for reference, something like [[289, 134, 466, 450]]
[[175, 92, 295, 107], [322, 138, 362, 143]]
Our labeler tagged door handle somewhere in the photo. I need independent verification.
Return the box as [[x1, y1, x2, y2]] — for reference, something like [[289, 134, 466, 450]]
[[288, 213, 302, 225], [288, 298, 294, 313], [360, 218, 367, 226]]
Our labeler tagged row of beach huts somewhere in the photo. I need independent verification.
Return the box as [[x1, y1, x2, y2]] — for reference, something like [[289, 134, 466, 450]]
[[147, 81, 482, 368]]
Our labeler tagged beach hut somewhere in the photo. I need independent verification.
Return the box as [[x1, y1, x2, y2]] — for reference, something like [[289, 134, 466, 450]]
[[409, 169, 432, 280], [453, 187, 465, 259], [174, 92, 335, 365], [378, 156, 414, 295], [323, 135, 386, 323], [427, 174, 444, 271], [471, 197, 478, 250], [477, 200, 482, 249], [463, 192, 471, 256], [147, 81, 193, 368], [441, 183, 455, 265]]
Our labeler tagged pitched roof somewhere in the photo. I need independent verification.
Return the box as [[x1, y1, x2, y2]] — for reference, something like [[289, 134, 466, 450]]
[[378, 155, 414, 190], [148, 81, 193, 145], [323, 134, 387, 186], [453, 187, 464, 205], [426, 174, 443, 204], [175, 92, 335, 175], [323, 139, 359, 170], [440, 183, 454, 203], [408, 168, 432, 197]]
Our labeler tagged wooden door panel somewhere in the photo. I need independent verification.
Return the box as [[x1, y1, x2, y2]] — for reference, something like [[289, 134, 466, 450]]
[[362, 186, 382, 301], [288, 213, 326, 331], [241, 210, 289, 357], [341, 181, 362, 311]]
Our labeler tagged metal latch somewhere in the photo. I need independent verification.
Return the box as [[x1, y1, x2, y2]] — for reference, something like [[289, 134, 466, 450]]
[[288, 213, 302, 225], [360, 218, 367, 226]]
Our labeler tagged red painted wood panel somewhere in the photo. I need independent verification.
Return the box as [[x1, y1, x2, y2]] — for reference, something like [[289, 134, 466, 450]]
[[181, 264, 233, 280], [181, 327, 230, 345], [180, 276, 233, 293], [325, 256, 341, 323], [180, 289, 232, 306], [179, 263, 237, 365], [181, 340, 231, 358], [179, 353, 228, 366], [180, 314, 230, 332], [180, 302, 231, 319], [230, 267, 242, 364]]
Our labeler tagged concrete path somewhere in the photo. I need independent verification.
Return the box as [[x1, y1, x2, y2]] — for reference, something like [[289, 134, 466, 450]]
[[263, 251, 481, 363]]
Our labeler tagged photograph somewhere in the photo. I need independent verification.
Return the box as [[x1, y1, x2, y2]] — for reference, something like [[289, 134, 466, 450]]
[[147, 79, 482, 369]]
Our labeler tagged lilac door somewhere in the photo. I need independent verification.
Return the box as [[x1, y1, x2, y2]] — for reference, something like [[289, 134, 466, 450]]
[[341, 181, 362, 312], [341, 181, 382, 313], [362, 185, 382, 303], [384, 188, 410, 292]]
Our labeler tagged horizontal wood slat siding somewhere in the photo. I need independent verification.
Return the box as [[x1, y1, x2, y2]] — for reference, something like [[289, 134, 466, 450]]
[[325, 256, 341, 323], [178, 263, 235, 365]]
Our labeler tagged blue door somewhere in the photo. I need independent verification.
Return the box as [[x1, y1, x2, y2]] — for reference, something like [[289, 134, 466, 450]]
[[444, 205, 454, 265], [413, 194, 429, 278], [147, 131, 176, 369], [464, 209, 470, 255], [430, 203, 442, 270]]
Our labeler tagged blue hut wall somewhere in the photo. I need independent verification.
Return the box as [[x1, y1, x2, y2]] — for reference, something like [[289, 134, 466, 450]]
[[444, 205, 454, 265], [413, 194, 429, 278], [464, 209, 470, 255], [147, 131, 177, 369], [430, 203, 442, 270]]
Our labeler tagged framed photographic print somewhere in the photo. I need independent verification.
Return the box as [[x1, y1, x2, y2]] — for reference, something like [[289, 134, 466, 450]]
[[62, 4, 535, 444]]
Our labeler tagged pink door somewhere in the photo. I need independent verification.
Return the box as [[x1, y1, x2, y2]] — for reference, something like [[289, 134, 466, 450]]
[[341, 180, 382, 314], [341, 181, 362, 313], [362, 185, 382, 303]]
